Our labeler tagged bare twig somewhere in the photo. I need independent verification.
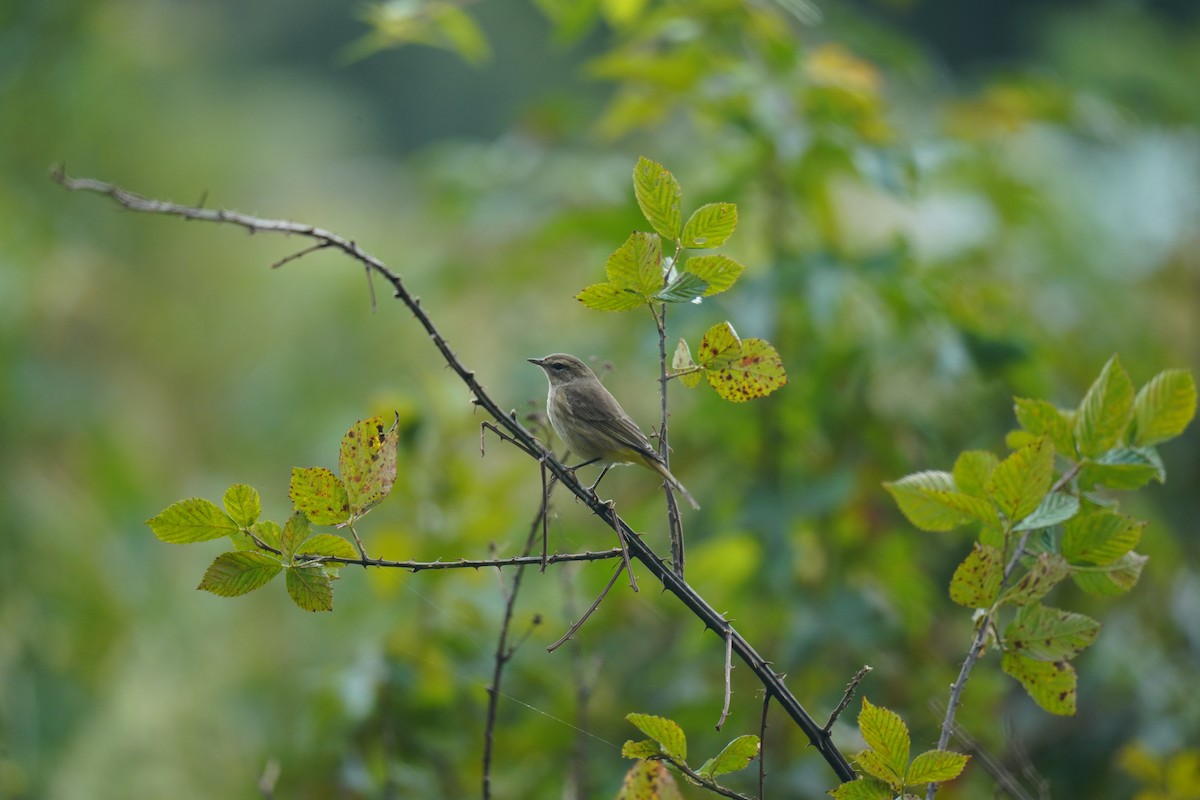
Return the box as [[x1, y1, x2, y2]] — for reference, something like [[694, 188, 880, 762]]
[[651, 295, 686, 578], [758, 693, 771, 799], [53, 169, 858, 785], [547, 561, 625, 653], [825, 665, 872, 732], [257, 759, 280, 800], [717, 628, 734, 730], [654, 755, 756, 800], [270, 241, 332, 269], [483, 490, 547, 799]]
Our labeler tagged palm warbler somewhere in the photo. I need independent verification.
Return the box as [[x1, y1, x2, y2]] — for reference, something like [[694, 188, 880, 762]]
[[529, 353, 699, 510]]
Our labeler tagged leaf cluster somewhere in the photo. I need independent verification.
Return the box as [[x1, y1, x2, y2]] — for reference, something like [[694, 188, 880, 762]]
[[619, 713, 760, 799], [885, 356, 1196, 715], [145, 416, 399, 612]]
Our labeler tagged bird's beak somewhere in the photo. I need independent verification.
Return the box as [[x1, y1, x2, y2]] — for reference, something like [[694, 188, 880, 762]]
[[527, 357, 544, 367]]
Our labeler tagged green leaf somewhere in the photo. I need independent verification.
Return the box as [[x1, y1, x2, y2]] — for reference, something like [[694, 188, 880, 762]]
[[1013, 491, 1079, 532], [1001, 652, 1077, 715], [654, 271, 708, 303], [884, 471, 971, 532], [952, 450, 999, 498], [286, 564, 334, 612], [626, 713, 687, 761], [633, 156, 683, 240], [251, 519, 282, 550], [279, 511, 312, 563], [1062, 510, 1144, 565], [290, 466, 351, 525], [1078, 447, 1164, 490], [854, 749, 902, 785], [197, 551, 282, 597], [223, 484, 261, 528], [986, 437, 1054, 523], [829, 777, 895, 800], [949, 543, 1004, 608], [906, 750, 970, 784], [606, 231, 664, 296], [621, 739, 661, 760], [695, 320, 741, 368], [685, 254, 745, 297], [146, 498, 240, 544], [1075, 355, 1135, 458], [858, 698, 909, 780], [1014, 398, 1076, 457], [1005, 604, 1100, 661], [615, 760, 684, 800], [1001, 553, 1071, 606], [1133, 368, 1196, 446], [340, 416, 399, 516], [1071, 551, 1148, 596], [704, 337, 787, 402], [294, 533, 359, 561], [672, 339, 702, 389], [577, 282, 647, 311], [697, 735, 759, 779], [681, 202, 738, 248]]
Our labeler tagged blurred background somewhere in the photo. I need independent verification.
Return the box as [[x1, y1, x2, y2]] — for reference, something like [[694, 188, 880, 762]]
[[3, 0, 1199, 797]]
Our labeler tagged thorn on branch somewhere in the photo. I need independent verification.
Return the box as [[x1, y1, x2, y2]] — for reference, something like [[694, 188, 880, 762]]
[[825, 665, 873, 733]]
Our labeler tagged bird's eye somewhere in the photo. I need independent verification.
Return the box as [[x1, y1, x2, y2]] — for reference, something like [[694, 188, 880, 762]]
[[551, 363, 565, 371]]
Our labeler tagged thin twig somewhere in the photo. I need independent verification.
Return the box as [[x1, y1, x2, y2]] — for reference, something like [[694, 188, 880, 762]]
[[825, 665, 873, 732], [294, 547, 624, 571], [606, 501, 639, 593], [758, 693, 770, 799], [654, 756, 755, 800], [547, 562, 625, 653], [482, 490, 547, 799], [651, 293, 686, 578], [270, 241, 331, 269], [53, 169, 858, 785], [717, 627, 734, 731]]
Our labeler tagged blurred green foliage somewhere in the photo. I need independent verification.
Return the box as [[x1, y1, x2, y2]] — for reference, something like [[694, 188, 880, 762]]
[[3, 1, 1200, 799]]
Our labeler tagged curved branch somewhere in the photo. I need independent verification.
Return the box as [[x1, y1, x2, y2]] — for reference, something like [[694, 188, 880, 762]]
[[52, 168, 858, 785]]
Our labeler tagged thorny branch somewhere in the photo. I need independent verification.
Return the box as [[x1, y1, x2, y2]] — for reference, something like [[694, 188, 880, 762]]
[[53, 168, 857, 785]]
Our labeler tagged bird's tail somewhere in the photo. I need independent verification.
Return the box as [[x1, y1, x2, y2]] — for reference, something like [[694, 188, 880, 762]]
[[651, 460, 700, 510]]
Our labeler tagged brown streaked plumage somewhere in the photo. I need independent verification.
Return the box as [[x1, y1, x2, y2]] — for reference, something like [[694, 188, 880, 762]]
[[528, 353, 699, 510]]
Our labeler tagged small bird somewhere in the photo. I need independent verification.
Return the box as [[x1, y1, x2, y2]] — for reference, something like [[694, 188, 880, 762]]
[[528, 353, 699, 510]]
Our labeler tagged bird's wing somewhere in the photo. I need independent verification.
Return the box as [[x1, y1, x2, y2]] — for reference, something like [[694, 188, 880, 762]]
[[565, 383, 661, 461]]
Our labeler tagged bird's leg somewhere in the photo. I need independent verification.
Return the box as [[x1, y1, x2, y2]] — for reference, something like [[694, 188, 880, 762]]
[[565, 457, 602, 477], [587, 464, 613, 494]]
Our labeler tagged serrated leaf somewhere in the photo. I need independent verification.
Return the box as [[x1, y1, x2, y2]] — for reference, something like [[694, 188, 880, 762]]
[[1002, 553, 1071, 606], [633, 156, 683, 240], [654, 271, 708, 303], [1062, 510, 1144, 565], [695, 320, 741, 368], [1001, 652, 1077, 715], [290, 467, 350, 525], [621, 739, 661, 760], [698, 735, 759, 778], [681, 202, 738, 248], [1013, 491, 1079, 532], [829, 777, 895, 800], [626, 713, 686, 760], [146, 498, 240, 544], [294, 533, 359, 561], [1071, 551, 1148, 596], [1133, 368, 1196, 446], [340, 416, 399, 516], [858, 698, 909, 779], [884, 471, 971, 532], [1075, 355, 1135, 458], [705, 337, 787, 402], [279, 511, 312, 563], [286, 564, 334, 612], [854, 749, 902, 785], [1078, 447, 1164, 490], [987, 437, 1054, 523], [685, 254, 745, 296], [1005, 603, 1100, 661], [615, 759, 684, 800], [606, 231, 664, 295], [1014, 398, 1076, 457], [251, 519, 282, 550], [906, 750, 970, 784], [197, 551, 282, 597], [577, 282, 648, 311], [949, 543, 1004, 608], [952, 450, 999, 498], [223, 484, 261, 528], [672, 339, 702, 389]]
